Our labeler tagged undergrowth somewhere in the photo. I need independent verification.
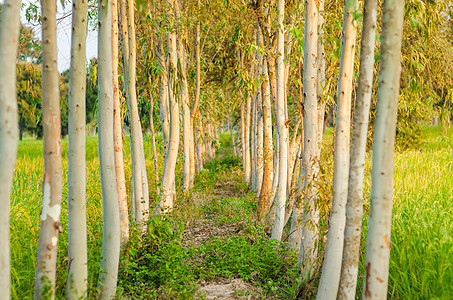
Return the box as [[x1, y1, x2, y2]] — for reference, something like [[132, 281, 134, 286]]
[[118, 153, 301, 299]]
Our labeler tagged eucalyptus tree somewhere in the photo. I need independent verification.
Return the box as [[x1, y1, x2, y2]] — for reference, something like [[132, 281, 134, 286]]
[[119, 0, 149, 228], [298, 0, 319, 279], [317, 0, 358, 297], [270, 0, 288, 241], [256, 53, 274, 221], [97, 0, 121, 297], [362, 0, 405, 297], [0, 1, 21, 297], [112, 0, 129, 246], [34, 1, 63, 298], [67, 0, 89, 297], [189, 0, 202, 186], [338, 0, 378, 297], [175, 0, 192, 192], [157, 0, 180, 214]]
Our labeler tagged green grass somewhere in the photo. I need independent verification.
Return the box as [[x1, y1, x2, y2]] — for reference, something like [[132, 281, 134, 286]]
[[388, 126, 453, 299], [8, 127, 453, 299]]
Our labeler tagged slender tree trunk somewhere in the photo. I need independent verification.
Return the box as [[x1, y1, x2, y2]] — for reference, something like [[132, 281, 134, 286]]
[[157, 0, 180, 213], [298, 0, 319, 280], [176, 0, 191, 192], [271, 0, 288, 241], [157, 36, 170, 153], [317, 0, 326, 153], [97, 1, 121, 298], [34, 1, 62, 298], [0, 1, 21, 298], [362, 0, 404, 298], [126, 0, 149, 227], [316, 0, 358, 297], [190, 0, 201, 185], [244, 93, 252, 184], [338, 0, 377, 298], [112, 0, 129, 248], [257, 60, 273, 221], [255, 49, 264, 196], [67, 0, 88, 297], [148, 79, 160, 191], [241, 101, 246, 168]]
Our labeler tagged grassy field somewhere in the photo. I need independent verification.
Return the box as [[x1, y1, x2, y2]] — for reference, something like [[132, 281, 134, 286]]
[[8, 126, 453, 299]]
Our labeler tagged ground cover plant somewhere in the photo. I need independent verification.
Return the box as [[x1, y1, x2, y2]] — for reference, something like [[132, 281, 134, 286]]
[[8, 128, 453, 299]]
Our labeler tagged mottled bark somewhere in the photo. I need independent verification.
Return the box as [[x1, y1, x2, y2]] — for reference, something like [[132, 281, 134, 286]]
[[362, 0, 404, 298], [67, 0, 89, 297], [298, 0, 320, 280], [270, 0, 288, 241], [338, 0, 377, 298], [112, 0, 129, 248], [34, 1, 62, 298], [317, 0, 358, 297], [97, 1, 121, 297], [0, 1, 21, 298]]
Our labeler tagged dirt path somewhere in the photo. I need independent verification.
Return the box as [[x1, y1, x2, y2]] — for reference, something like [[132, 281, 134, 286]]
[[181, 174, 265, 299]]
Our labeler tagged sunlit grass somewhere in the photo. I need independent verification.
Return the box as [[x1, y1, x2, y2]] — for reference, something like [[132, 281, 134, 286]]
[[8, 127, 453, 298], [389, 127, 453, 299]]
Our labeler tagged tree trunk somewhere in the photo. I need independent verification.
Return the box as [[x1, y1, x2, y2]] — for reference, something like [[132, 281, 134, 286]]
[[176, 0, 191, 192], [112, 0, 129, 248], [148, 78, 160, 191], [0, 1, 21, 298], [157, 35, 170, 154], [270, 0, 288, 241], [190, 0, 201, 185], [316, 0, 358, 297], [34, 1, 62, 298], [97, 1, 121, 298], [126, 0, 149, 227], [257, 60, 273, 221], [244, 93, 252, 184], [298, 0, 319, 280], [157, 0, 180, 213], [362, 0, 404, 298], [67, 0, 88, 297], [338, 0, 377, 298]]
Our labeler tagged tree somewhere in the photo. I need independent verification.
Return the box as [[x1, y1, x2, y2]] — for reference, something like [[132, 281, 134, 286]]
[[0, 1, 21, 298], [112, 0, 129, 247], [298, 0, 319, 279], [119, 0, 149, 228], [66, 0, 89, 298], [317, 0, 358, 297], [157, 0, 180, 214], [362, 0, 405, 297], [338, 0, 378, 297], [270, 0, 289, 241], [34, 0, 63, 298], [97, 0, 121, 297]]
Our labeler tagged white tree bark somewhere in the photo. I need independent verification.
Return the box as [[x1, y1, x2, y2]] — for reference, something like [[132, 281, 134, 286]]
[[176, 0, 192, 192], [270, 0, 288, 241], [298, 0, 319, 280], [97, 1, 121, 298], [0, 1, 21, 298], [67, 0, 88, 297], [257, 59, 273, 221], [362, 0, 404, 298], [34, 1, 62, 298], [316, 0, 358, 297], [244, 93, 252, 184], [112, 0, 129, 247], [157, 0, 180, 213], [126, 0, 149, 227], [338, 0, 377, 298]]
